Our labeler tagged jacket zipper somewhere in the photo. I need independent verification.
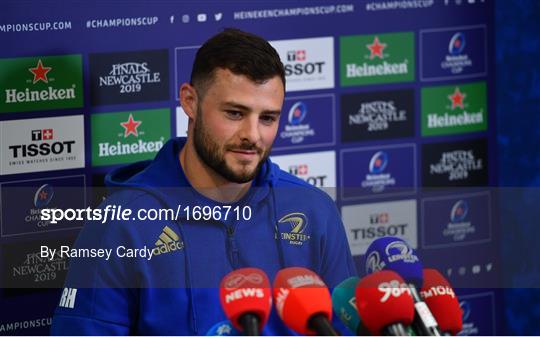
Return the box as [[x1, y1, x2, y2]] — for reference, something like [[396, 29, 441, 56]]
[[227, 226, 240, 269]]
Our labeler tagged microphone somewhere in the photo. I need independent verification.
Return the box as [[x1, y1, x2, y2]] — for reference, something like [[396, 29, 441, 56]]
[[365, 237, 442, 336], [355, 270, 414, 336], [219, 268, 272, 336], [206, 320, 240, 336], [420, 269, 463, 336], [273, 267, 338, 336], [331, 277, 370, 335]]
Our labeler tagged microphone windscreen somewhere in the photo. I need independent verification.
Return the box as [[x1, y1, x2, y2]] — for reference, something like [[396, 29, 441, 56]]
[[365, 236, 423, 288], [355, 270, 415, 335], [421, 268, 463, 335], [219, 268, 272, 332], [206, 320, 240, 336], [273, 267, 333, 335], [331, 277, 362, 334]]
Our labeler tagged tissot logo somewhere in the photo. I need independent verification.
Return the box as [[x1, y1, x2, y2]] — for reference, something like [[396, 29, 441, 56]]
[[0, 55, 83, 113], [270, 37, 334, 92], [0, 116, 84, 175], [421, 82, 487, 136], [420, 25, 486, 81], [89, 49, 169, 106], [342, 200, 417, 256], [271, 151, 336, 199], [340, 32, 415, 86], [91, 109, 170, 166], [341, 89, 414, 142], [422, 138, 488, 187]]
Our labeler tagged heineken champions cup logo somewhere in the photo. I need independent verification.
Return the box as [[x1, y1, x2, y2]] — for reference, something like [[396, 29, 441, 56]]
[[0, 55, 83, 113]]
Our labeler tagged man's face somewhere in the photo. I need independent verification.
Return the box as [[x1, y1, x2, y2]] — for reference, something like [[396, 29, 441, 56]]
[[192, 68, 284, 184]]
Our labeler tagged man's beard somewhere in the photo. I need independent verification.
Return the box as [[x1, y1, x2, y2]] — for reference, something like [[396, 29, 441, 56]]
[[192, 106, 271, 184]]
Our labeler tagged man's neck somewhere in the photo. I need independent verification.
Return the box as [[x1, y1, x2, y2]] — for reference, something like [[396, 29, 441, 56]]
[[179, 139, 252, 203]]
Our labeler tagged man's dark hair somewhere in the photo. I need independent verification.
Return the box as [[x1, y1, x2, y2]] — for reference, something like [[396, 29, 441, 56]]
[[190, 28, 285, 96]]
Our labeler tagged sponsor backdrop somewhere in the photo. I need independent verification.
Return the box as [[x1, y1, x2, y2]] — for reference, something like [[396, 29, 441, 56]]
[[0, 1, 501, 335]]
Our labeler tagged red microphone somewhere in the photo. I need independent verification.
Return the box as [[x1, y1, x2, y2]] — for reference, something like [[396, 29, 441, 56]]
[[273, 267, 338, 336], [420, 269, 463, 336], [355, 270, 415, 336], [219, 268, 272, 336]]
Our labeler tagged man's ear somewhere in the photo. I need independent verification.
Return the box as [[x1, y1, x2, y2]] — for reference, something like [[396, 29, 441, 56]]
[[179, 83, 198, 121]]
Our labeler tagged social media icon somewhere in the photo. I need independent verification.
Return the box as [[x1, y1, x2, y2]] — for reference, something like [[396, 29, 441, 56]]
[[214, 13, 223, 21], [197, 13, 207, 22], [182, 15, 190, 23]]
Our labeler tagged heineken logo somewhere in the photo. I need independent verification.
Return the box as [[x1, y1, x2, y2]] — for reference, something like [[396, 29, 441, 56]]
[[0, 55, 83, 113], [448, 87, 466, 110], [29, 60, 52, 84], [340, 32, 415, 86], [120, 114, 142, 138], [367, 36, 387, 60], [91, 109, 170, 166], [421, 82, 487, 136]]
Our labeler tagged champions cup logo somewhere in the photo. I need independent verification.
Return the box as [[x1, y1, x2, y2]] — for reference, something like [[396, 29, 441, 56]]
[[369, 151, 388, 174], [278, 212, 310, 246], [361, 151, 396, 193], [280, 101, 315, 144], [365, 251, 385, 274], [451, 200, 469, 223], [449, 32, 466, 55], [289, 102, 307, 125], [460, 301, 472, 321], [442, 32, 472, 75], [444, 200, 474, 242], [224, 273, 264, 290], [384, 241, 419, 264], [34, 184, 54, 208]]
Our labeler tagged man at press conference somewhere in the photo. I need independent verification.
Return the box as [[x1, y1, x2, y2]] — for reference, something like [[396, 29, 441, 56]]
[[51, 28, 356, 335]]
